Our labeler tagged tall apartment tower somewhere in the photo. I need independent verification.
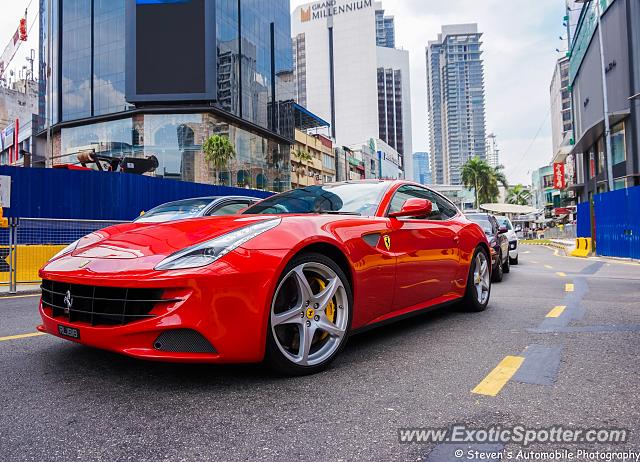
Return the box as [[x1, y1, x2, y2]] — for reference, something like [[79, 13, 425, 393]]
[[486, 133, 500, 167], [427, 24, 486, 185], [291, 0, 413, 179]]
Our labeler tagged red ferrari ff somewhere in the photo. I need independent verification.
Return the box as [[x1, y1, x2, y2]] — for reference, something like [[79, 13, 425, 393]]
[[38, 180, 491, 375]]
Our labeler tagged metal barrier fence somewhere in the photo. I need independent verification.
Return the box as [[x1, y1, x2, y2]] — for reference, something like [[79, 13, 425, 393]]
[[1, 218, 126, 293]]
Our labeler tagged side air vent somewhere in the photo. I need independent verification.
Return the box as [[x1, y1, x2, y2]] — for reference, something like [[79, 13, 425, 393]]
[[153, 329, 217, 353]]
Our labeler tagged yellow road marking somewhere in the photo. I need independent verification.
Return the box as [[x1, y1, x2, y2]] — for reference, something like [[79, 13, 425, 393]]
[[546, 305, 567, 318], [565, 283, 574, 292], [0, 294, 40, 300], [556, 272, 567, 277], [531, 260, 539, 264], [544, 265, 553, 269], [524, 251, 531, 254], [0, 332, 46, 342], [472, 355, 525, 397]]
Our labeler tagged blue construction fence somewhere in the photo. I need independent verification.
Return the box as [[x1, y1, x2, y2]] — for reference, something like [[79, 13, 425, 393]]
[[576, 185, 640, 259], [0, 166, 273, 221]]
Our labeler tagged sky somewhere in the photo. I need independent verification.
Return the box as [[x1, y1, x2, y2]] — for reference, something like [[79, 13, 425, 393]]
[[1, 0, 568, 185], [291, 0, 569, 185]]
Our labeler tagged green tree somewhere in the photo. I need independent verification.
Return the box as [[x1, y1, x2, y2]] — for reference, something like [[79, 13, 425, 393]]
[[462, 158, 509, 207], [203, 134, 236, 185], [506, 183, 532, 206], [292, 148, 313, 187]]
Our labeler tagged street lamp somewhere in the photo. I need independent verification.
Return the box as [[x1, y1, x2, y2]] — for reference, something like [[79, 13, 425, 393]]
[[575, 0, 614, 191]]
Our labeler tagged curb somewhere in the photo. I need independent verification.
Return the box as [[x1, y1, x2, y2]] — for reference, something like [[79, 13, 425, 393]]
[[521, 240, 569, 255], [0, 289, 41, 298]]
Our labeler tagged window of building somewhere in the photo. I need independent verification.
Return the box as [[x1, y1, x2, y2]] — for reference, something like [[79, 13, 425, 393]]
[[611, 122, 626, 165]]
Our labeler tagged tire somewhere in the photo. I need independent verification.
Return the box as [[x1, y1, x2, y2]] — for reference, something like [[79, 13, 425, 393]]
[[510, 255, 519, 265], [502, 253, 510, 274], [264, 252, 352, 376], [492, 251, 504, 282], [461, 246, 491, 312]]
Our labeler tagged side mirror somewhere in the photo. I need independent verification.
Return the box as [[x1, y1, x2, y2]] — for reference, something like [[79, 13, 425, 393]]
[[389, 198, 433, 219], [498, 225, 508, 234]]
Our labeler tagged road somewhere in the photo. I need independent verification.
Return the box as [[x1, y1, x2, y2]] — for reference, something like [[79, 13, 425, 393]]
[[1, 245, 639, 462]]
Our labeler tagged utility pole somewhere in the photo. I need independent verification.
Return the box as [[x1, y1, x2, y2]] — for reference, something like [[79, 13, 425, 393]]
[[594, 0, 615, 191]]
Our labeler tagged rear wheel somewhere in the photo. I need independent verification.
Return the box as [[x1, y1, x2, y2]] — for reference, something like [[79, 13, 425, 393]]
[[462, 247, 491, 312], [264, 252, 352, 376], [502, 252, 511, 273]]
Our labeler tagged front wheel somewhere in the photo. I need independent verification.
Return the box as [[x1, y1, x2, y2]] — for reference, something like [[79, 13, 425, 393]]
[[264, 252, 352, 376], [461, 247, 491, 312]]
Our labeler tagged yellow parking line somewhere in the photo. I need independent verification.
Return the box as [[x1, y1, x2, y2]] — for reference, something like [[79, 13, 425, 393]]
[[546, 305, 566, 318], [0, 294, 40, 300], [556, 272, 567, 277], [0, 332, 46, 342], [472, 355, 525, 397], [565, 283, 574, 292]]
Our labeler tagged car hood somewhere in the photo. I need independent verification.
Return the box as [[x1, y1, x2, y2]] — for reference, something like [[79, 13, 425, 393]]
[[69, 215, 278, 260]]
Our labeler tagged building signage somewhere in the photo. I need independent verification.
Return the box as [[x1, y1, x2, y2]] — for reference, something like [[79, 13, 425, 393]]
[[301, 0, 372, 22], [553, 162, 566, 190]]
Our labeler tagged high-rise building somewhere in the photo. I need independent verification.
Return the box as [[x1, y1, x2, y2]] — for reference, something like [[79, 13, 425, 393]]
[[38, 0, 294, 190], [413, 151, 432, 185], [375, 8, 395, 48], [485, 133, 500, 167], [427, 24, 486, 185], [291, 0, 413, 179]]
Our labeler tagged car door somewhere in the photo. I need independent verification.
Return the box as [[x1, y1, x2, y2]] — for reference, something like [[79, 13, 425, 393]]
[[386, 185, 461, 311]]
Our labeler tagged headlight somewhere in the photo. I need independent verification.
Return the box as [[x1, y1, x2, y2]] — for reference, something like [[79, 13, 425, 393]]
[[155, 218, 281, 270], [51, 239, 80, 260]]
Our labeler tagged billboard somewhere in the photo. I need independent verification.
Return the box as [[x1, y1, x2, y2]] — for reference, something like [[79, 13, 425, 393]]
[[553, 162, 566, 190]]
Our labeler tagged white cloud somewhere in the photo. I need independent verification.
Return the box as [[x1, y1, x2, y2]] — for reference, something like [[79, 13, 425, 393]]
[[291, 0, 568, 185]]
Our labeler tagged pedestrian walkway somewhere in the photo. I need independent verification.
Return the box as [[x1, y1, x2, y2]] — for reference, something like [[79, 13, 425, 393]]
[[0, 283, 41, 297]]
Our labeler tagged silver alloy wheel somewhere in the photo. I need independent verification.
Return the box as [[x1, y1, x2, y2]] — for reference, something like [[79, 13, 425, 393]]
[[473, 252, 491, 304], [270, 262, 349, 367]]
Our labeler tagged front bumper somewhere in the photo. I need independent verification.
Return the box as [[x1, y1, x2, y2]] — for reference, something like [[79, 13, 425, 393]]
[[37, 247, 289, 363]]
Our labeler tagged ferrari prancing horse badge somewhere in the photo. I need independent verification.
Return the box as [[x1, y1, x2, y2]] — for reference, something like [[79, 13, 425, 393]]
[[383, 235, 391, 251]]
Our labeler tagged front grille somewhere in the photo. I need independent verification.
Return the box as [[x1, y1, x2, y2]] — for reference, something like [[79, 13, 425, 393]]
[[41, 279, 179, 326]]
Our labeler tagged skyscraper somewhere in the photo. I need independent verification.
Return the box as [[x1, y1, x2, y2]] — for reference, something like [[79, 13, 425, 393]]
[[375, 8, 395, 48], [486, 133, 500, 167], [291, 0, 413, 179], [413, 151, 432, 185], [427, 24, 486, 185]]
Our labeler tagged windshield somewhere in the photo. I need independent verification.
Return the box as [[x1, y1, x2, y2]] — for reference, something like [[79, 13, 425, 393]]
[[466, 215, 493, 234], [135, 198, 214, 223], [243, 183, 389, 216], [496, 217, 513, 230]]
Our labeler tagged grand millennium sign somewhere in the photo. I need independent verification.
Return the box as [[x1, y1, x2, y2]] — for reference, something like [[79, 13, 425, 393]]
[[301, 0, 373, 22]]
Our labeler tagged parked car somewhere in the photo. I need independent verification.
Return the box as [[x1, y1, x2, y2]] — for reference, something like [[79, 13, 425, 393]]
[[38, 180, 492, 375], [134, 196, 261, 223], [496, 216, 519, 265], [466, 213, 510, 282]]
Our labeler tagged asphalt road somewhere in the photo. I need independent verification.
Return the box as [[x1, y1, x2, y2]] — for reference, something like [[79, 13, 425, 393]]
[[1, 245, 639, 462]]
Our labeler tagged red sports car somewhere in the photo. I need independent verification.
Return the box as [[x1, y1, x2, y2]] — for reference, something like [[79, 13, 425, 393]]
[[38, 180, 491, 375]]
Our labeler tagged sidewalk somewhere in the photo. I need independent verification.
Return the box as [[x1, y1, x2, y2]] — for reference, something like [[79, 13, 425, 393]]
[[0, 283, 41, 297]]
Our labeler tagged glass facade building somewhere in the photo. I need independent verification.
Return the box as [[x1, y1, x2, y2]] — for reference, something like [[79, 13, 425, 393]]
[[39, 0, 294, 190]]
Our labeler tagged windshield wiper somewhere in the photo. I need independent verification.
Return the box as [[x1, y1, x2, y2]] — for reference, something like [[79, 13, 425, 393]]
[[316, 210, 361, 216]]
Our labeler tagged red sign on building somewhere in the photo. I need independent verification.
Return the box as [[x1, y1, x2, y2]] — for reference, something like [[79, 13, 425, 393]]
[[553, 162, 566, 189]]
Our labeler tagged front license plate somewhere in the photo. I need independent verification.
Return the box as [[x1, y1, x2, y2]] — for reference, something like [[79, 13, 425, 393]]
[[58, 324, 80, 339]]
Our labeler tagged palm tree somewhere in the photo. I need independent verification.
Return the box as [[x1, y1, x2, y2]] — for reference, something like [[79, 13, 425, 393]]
[[292, 148, 313, 187], [483, 164, 509, 204], [461, 157, 492, 208], [506, 184, 532, 206], [203, 134, 236, 185]]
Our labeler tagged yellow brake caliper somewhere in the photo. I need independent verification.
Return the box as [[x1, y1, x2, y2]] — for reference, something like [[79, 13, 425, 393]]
[[314, 278, 336, 340]]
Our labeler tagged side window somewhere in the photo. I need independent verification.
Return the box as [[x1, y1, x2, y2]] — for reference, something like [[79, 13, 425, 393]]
[[208, 202, 249, 216], [388, 185, 459, 221], [429, 192, 459, 219]]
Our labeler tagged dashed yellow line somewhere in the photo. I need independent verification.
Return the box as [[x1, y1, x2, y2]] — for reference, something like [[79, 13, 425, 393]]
[[472, 355, 525, 397], [544, 265, 553, 269], [556, 272, 567, 277], [0, 332, 46, 342], [546, 305, 567, 318], [565, 283, 574, 292]]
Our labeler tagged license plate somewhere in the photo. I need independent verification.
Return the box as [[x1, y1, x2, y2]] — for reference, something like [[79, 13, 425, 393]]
[[58, 324, 80, 339]]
